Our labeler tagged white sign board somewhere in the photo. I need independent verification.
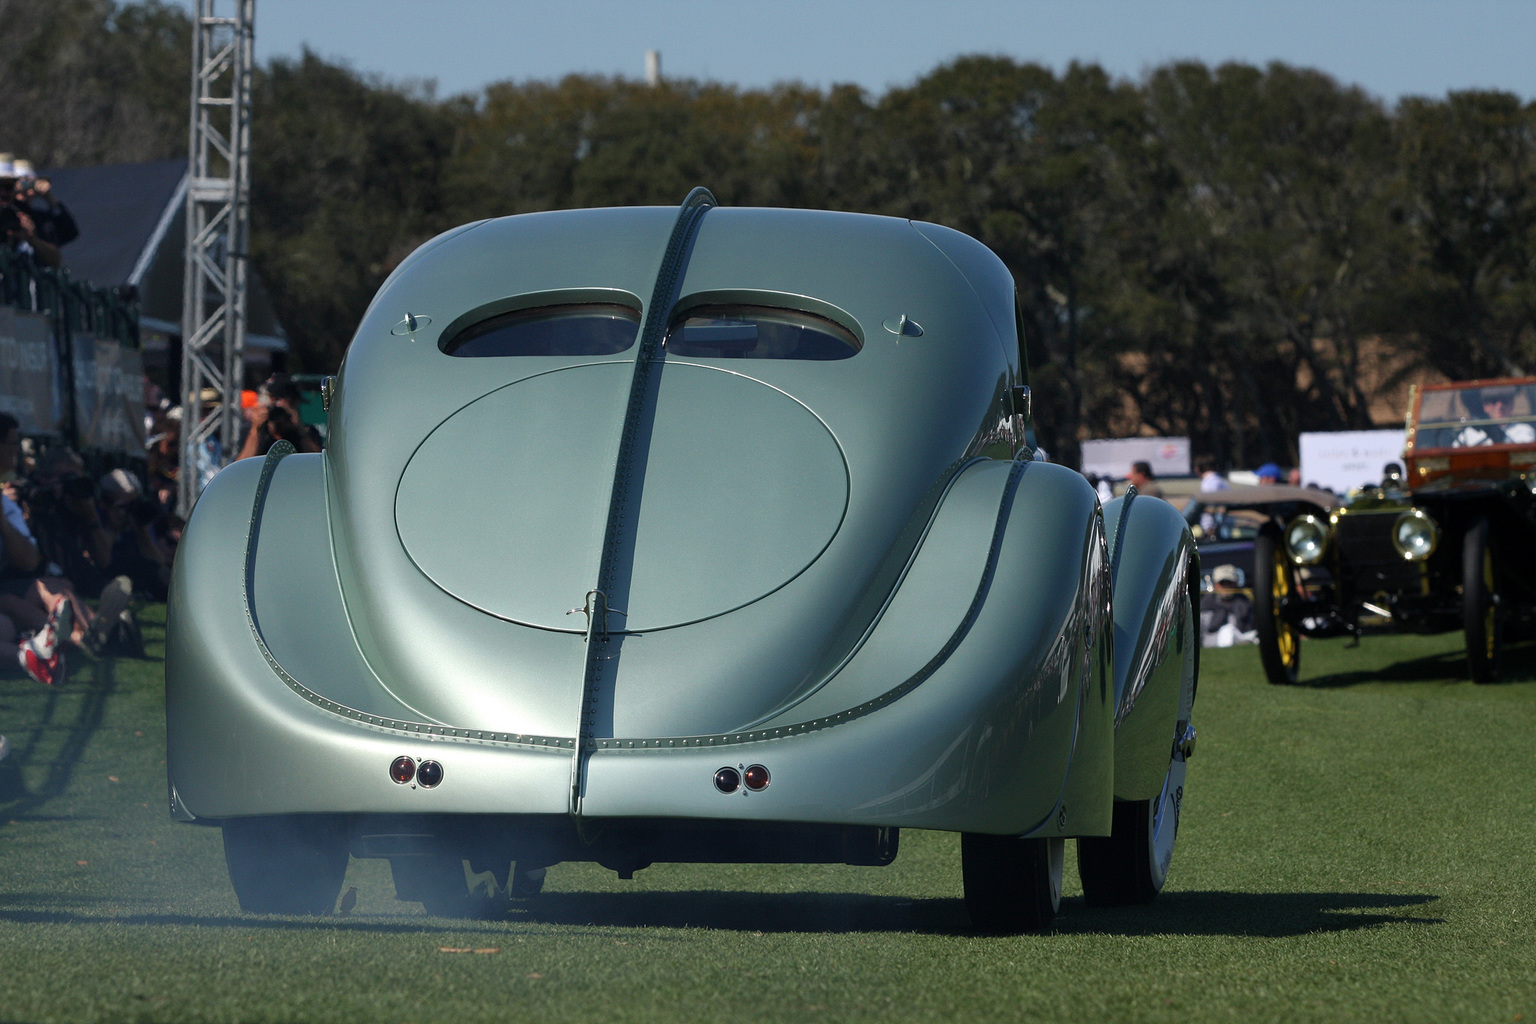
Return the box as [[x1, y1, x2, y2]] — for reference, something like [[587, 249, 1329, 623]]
[[1299, 429, 1406, 494], [1080, 436, 1191, 480]]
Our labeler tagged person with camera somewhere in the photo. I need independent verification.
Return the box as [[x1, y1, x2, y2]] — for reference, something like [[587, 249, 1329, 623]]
[[236, 373, 322, 460], [8, 159, 79, 250], [0, 159, 65, 270]]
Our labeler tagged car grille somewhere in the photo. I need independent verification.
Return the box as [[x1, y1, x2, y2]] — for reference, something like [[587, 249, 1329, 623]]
[[1333, 512, 1423, 591]]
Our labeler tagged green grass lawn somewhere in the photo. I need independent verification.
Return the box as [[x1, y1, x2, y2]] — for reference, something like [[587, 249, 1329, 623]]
[[0, 607, 1532, 1023]]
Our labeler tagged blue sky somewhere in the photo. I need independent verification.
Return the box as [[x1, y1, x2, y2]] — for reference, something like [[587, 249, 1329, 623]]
[[211, 0, 1536, 103]]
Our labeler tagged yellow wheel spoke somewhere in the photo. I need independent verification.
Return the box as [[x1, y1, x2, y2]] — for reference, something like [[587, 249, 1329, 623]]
[[1271, 549, 1298, 667]]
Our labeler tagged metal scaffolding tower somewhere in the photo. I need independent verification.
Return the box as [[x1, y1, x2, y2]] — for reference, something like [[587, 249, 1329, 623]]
[[179, 0, 254, 515]]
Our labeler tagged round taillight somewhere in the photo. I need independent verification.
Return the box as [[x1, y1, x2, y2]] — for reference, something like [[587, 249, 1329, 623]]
[[743, 764, 771, 791], [713, 767, 741, 794], [390, 756, 416, 784], [416, 760, 443, 788]]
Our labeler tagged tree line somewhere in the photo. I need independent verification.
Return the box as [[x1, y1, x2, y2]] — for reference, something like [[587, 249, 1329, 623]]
[[6, 1, 1535, 468]]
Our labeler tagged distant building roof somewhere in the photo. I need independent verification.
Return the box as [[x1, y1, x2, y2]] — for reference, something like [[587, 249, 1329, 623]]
[[42, 158, 287, 352]]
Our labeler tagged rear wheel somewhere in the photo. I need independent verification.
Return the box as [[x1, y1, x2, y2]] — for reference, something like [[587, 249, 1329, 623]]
[[961, 834, 1063, 934], [223, 815, 348, 915], [1078, 739, 1189, 905], [1463, 518, 1502, 683], [1079, 578, 1196, 905], [1254, 530, 1301, 685]]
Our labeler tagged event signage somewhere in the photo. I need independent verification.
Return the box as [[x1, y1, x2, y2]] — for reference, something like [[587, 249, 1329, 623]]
[[0, 306, 61, 434], [1298, 429, 1407, 494], [1080, 436, 1191, 480], [72, 334, 148, 459]]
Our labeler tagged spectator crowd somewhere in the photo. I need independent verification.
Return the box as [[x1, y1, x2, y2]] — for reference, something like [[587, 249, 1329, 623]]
[[0, 410, 168, 685], [0, 154, 329, 766], [0, 391, 191, 762]]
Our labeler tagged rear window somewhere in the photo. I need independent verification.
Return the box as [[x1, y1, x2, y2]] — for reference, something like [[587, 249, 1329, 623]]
[[665, 305, 860, 360], [441, 303, 640, 357]]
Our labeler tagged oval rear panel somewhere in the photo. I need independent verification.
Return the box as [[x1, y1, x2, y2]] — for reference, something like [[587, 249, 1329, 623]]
[[396, 362, 847, 630]]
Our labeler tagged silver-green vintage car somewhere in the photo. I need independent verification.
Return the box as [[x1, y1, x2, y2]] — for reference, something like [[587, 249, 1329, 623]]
[[166, 190, 1199, 933]]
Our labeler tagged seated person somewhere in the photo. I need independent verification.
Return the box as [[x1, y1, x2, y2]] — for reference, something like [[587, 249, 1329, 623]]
[[23, 447, 113, 595], [97, 469, 172, 602], [1201, 564, 1256, 648], [0, 418, 104, 681], [4, 442, 129, 654], [1454, 386, 1536, 446]]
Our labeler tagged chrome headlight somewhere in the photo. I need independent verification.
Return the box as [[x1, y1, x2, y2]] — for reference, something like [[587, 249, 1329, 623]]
[[1392, 509, 1439, 561], [1285, 514, 1330, 566]]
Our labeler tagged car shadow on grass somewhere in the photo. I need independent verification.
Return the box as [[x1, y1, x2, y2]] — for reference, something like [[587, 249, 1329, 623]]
[[1058, 890, 1443, 936], [510, 887, 1441, 937], [0, 888, 1442, 938], [516, 890, 972, 933], [1301, 640, 1536, 688]]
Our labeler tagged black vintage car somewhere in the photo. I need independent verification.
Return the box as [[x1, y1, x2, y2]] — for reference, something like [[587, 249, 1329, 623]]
[[1183, 485, 1339, 662], [1256, 377, 1536, 684]]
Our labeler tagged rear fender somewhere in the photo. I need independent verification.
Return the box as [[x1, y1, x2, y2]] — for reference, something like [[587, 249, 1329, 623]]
[[588, 457, 1116, 836], [166, 448, 578, 821], [1101, 492, 1198, 801]]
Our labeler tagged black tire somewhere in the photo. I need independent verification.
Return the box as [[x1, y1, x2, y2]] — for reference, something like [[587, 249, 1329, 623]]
[[1463, 518, 1502, 683], [1254, 530, 1301, 685], [390, 855, 474, 917], [1079, 580, 1195, 906], [961, 834, 1063, 934], [223, 815, 349, 915], [1078, 763, 1186, 906]]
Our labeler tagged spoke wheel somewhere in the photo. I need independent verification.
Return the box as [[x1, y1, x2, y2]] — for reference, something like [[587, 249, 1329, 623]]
[[961, 834, 1063, 934], [223, 815, 349, 915], [1254, 530, 1301, 685], [1463, 518, 1502, 683]]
